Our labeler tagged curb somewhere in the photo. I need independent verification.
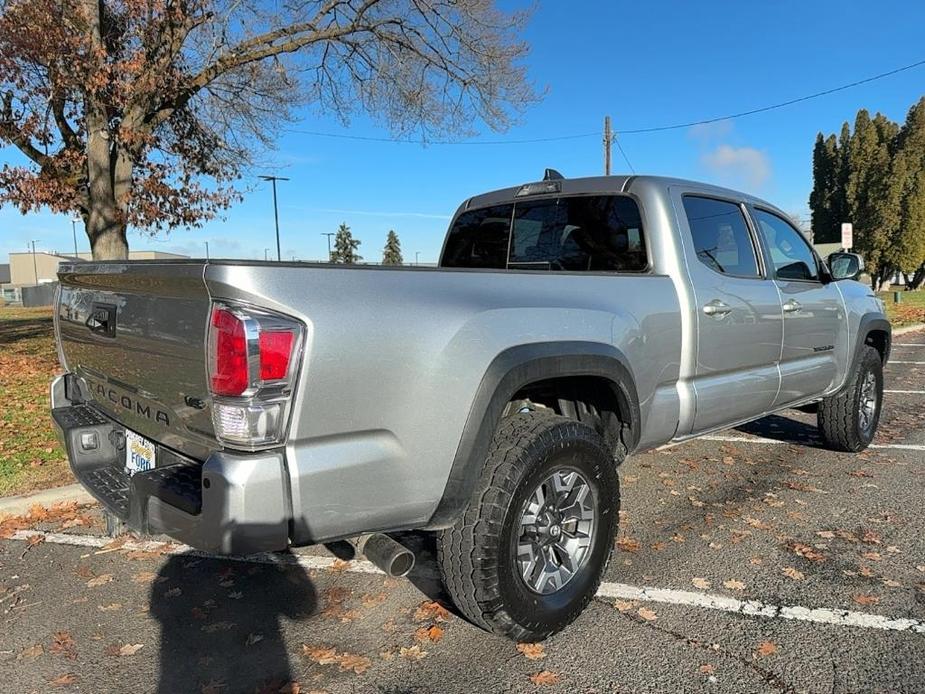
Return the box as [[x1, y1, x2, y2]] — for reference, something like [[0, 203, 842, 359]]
[[894, 322, 925, 336], [0, 483, 95, 516]]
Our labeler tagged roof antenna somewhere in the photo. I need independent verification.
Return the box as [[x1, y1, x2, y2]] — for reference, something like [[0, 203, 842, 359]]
[[543, 168, 564, 181]]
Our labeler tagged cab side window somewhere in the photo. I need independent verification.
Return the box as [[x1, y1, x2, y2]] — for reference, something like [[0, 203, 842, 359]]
[[752, 209, 819, 282], [682, 196, 760, 278]]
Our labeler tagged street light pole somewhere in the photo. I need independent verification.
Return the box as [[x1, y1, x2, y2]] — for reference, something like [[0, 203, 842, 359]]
[[29, 240, 39, 284], [321, 232, 335, 260], [259, 175, 289, 261], [415, 251, 421, 266], [264, 248, 270, 261], [70, 218, 80, 257], [205, 241, 210, 260]]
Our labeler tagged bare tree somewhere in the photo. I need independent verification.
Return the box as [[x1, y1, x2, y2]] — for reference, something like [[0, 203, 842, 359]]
[[0, 0, 536, 258]]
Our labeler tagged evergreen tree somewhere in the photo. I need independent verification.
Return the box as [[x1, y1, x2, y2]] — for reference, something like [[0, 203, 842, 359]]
[[890, 97, 925, 287], [809, 133, 839, 242], [382, 230, 403, 265], [329, 222, 362, 264]]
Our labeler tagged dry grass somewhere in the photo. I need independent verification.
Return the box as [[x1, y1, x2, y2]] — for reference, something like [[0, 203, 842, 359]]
[[0, 306, 72, 496], [879, 290, 925, 328]]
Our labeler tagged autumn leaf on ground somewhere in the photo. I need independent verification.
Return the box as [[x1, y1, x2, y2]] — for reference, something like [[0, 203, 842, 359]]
[[862, 551, 882, 562], [755, 642, 778, 657], [246, 633, 264, 646], [616, 536, 641, 552], [48, 672, 78, 687], [788, 542, 826, 562], [722, 579, 745, 591], [637, 607, 657, 621], [18, 643, 44, 660], [337, 653, 372, 674], [699, 664, 715, 674], [399, 645, 427, 661], [50, 631, 77, 660], [415, 625, 445, 643], [529, 670, 561, 685], [613, 599, 636, 612], [330, 558, 350, 572], [516, 643, 546, 660], [98, 603, 122, 612], [86, 573, 113, 587], [163, 587, 182, 598], [302, 645, 338, 665], [782, 567, 805, 581], [853, 594, 880, 606], [414, 600, 451, 622], [816, 530, 836, 539], [691, 577, 711, 590], [861, 530, 882, 545]]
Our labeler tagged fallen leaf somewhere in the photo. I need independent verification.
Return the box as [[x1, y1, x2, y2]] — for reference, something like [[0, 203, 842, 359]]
[[302, 645, 338, 665], [399, 645, 427, 661], [86, 573, 113, 587], [414, 600, 451, 622], [699, 664, 715, 674], [782, 567, 805, 581], [529, 670, 561, 685], [816, 530, 836, 539], [756, 641, 778, 657], [613, 599, 636, 612], [246, 633, 264, 647], [98, 603, 122, 612], [50, 631, 77, 660], [616, 536, 641, 552], [48, 672, 78, 687], [132, 571, 157, 584], [691, 577, 711, 590], [330, 558, 350, 572], [637, 607, 657, 621], [337, 653, 371, 674], [228, 591, 243, 600], [723, 579, 745, 591], [853, 594, 880, 606], [516, 642, 546, 660], [861, 552, 882, 562], [18, 643, 44, 660], [415, 625, 445, 643], [788, 542, 826, 562], [163, 587, 182, 598], [119, 643, 144, 656]]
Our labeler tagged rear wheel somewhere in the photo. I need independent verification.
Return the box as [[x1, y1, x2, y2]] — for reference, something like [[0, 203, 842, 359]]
[[818, 345, 883, 452], [437, 411, 621, 641]]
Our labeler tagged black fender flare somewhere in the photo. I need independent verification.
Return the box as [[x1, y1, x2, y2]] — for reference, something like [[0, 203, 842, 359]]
[[851, 315, 891, 370], [425, 341, 640, 529]]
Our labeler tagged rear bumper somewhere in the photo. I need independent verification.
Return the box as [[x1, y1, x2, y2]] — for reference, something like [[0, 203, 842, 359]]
[[50, 375, 291, 555]]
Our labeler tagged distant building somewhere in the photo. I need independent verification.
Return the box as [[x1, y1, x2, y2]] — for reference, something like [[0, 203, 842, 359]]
[[1, 249, 188, 304]]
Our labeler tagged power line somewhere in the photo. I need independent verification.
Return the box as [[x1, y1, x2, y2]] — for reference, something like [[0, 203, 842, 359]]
[[286, 57, 925, 145], [613, 136, 635, 173]]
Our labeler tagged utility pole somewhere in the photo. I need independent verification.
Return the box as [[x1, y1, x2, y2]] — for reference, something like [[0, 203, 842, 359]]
[[264, 248, 270, 261], [321, 232, 335, 260], [205, 241, 210, 260], [29, 240, 39, 284], [258, 175, 289, 261], [603, 115, 612, 176], [415, 251, 421, 266], [70, 217, 80, 257]]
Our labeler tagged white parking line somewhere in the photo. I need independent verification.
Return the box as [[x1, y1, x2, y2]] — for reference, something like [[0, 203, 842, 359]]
[[885, 389, 925, 394], [7, 530, 925, 636], [698, 435, 925, 451], [888, 361, 925, 365], [893, 344, 925, 347]]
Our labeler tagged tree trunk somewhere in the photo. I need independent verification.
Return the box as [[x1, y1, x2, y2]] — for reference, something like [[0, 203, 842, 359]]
[[910, 265, 925, 291], [90, 220, 129, 259]]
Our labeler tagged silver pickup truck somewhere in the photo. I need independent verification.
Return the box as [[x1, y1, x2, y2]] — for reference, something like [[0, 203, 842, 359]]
[[51, 174, 889, 641]]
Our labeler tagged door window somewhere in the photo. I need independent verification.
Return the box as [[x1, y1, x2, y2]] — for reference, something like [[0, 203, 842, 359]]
[[682, 196, 760, 278], [752, 209, 820, 282]]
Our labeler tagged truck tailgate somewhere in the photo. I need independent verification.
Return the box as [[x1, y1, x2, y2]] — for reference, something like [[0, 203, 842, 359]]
[[56, 261, 216, 460]]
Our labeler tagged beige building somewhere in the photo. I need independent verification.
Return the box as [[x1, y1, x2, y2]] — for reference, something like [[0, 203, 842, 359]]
[[2, 249, 188, 304]]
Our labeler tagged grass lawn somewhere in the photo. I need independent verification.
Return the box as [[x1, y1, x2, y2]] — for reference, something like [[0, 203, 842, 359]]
[[879, 289, 925, 328], [0, 306, 72, 496]]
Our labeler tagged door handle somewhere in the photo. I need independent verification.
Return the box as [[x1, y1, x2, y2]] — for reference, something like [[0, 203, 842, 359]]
[[702, 300, 732, 317], [782, 299, 802, 313]]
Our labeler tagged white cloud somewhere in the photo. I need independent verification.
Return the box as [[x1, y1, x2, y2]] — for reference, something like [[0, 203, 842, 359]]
[[701, 145, 771, 188], [687, 119, 734, 141]]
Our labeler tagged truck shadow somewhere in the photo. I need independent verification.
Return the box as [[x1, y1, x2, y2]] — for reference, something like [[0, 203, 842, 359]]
[[734, 413, 824, 446], [150, 549, 317, 693]]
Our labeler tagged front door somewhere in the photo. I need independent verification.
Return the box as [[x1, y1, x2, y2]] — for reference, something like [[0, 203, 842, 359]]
[[749, 208, 847, 405], [674, 193, 783, 434]]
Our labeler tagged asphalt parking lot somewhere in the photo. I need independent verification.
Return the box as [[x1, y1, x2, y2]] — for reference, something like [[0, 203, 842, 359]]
[[2, 331, 924, 694]]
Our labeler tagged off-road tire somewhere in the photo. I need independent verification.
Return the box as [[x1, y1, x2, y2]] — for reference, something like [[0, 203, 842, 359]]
[[818, 345, 883, 452], [437, 411, 621, 641]]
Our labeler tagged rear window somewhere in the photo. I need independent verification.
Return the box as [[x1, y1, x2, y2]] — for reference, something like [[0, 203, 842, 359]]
[[441, 195, 647, 272]]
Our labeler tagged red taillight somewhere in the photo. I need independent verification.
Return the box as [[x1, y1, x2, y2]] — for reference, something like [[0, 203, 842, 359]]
[[209, 307, 249, 396], [259, 330, 294, 381]]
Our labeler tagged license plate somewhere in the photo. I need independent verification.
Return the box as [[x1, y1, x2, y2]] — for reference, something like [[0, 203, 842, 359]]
[[125, 430, 155, 476]]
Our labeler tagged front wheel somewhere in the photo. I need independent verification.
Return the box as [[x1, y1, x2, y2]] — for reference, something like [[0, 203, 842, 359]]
[[818, 345, 884, 452], [437, 412, 621, 641]]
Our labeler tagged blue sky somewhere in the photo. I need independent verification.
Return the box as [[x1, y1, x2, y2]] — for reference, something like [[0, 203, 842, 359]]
[[3, 0, 925, 263]]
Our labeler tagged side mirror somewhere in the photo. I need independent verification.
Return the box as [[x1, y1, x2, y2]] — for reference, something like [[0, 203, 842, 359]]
[[827, 252, 864, 281]]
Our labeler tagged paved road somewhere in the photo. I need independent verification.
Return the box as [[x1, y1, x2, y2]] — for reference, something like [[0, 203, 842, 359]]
[[2, 332, 924, 693]]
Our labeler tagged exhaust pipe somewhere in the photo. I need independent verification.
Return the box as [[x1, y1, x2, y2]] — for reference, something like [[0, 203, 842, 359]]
[[349, 533, 415, 577]]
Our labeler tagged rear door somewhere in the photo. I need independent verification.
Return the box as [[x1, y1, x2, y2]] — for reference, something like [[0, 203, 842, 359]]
[[673, 192, 783, 434], [56, 261, 216, 460], [748, 208, 847, 405]]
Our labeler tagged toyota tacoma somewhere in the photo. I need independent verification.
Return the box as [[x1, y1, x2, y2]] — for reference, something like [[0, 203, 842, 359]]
[[51, 173, 890, 641]]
